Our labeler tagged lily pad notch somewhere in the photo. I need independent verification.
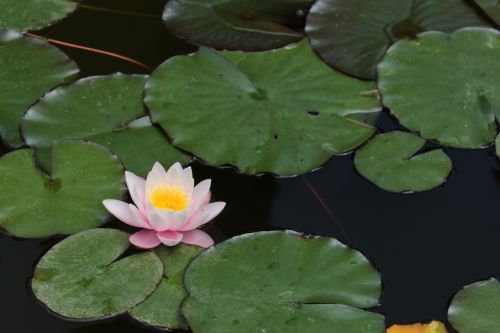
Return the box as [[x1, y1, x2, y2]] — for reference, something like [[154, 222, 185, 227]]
[[145, 40, 381, 176], [181, 231, 385, 333]]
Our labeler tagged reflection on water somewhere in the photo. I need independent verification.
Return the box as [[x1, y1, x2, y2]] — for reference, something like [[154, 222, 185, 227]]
[[2, 1, 500, 332]]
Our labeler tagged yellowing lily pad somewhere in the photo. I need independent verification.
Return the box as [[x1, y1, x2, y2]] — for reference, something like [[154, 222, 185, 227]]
[[32, 229, 164, 319], [0, 29, 79, 147], [448, 278, 500, 333], [378, 28, 500, 149], [306, 0, 489, 79], [145, 41, 380, 176], [182, 231, 384, 333], [0, 0, 78, 32], [0, 141, 125, 238], [163, 0, 312, 51], [22, 74, 190, 177], [354, 131, 452, 193], [130, 244, 203, 330], [387, 321, 448, 333]]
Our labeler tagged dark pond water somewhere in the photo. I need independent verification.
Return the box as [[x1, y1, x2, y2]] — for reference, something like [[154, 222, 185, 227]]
[[2, 1, 500, 332]]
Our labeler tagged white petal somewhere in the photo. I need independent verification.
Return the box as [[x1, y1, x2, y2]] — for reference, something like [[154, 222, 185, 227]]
[[189, 179, 211, 215], [103, 199, 149, 228], [181, 201, 225, 231], [125, 171, 146, 211], [147, 202, 189, 232]]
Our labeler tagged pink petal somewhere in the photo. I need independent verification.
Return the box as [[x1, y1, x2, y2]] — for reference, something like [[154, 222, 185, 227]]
[[129, 230, 161, 249], [190, 179, 211, 214], [181, 229, 214, 248], [103, 199, 146, 228], [181, 201, 226, 231], [125, 171, 146, 211], [165, 162, 182, 183], [128, 204, 151, 229], [157, 230, 183, 246]]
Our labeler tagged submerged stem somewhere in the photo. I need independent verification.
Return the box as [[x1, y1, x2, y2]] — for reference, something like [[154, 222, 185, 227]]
[[302, 176, 352, 243], [78, 4, 159, 19], [24, 32, 152, 70]]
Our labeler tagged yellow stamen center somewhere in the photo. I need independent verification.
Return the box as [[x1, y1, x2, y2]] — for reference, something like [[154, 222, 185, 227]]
[[149, 185, 189, 211]]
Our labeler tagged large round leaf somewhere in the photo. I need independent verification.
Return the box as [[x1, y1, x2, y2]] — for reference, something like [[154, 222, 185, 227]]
[[306, 0, 489, 79], [145, 41, 380, 176], [448, 278, 500, 333], [32, 228, 163, 319], [354, 131, 452, 193], [130, 244, 203, 330], [182, 231, 384, 333], [378, 28, 500, 149], [163, 0, 312, 51], [0, 0, 77, 32], [0, 29, 78, 147], [474, 0, 500, 25], [0, 141, 125, 238], [22, 74, 190, 176]]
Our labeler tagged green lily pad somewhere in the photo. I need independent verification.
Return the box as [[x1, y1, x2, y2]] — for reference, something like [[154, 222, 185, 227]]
[[354, 131, 452, 193], [0, 141, 125, 238], [0, 29, 78, 147], [378, 27, 500, 149], [448, 278, 500, 333], [163, 0, 312, 51], [0, 0, 78, 32], [182, 231, 384, 333], [306, 0, 489, 79], [32, 228, 164, 319], [130, 244, 203, 330], [474, 0, 500, 25], [22, 74, 190, 176], [145, 41, 380, 176]]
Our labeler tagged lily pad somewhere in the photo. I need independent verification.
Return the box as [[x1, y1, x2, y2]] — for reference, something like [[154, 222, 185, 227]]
[[0, 141, 125, 238], [0, 0, 78, 32], [306, 0, 489, 79], [182, 231, 384, 333], [163, 0, 312, 51], [448, 278, 500, 333], [378, 28, 500, 149], [130, 244, 203, 330], [145, 41, 380, 176], [0, 29, 78, 147], [22, 74, 190, 176], [354, 131, 452, 193], [32, 228, 163, 319], [474, 0, 500, 25]]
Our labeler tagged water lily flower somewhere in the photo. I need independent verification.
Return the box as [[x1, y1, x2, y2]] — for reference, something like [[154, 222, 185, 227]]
[[103, 162, 225, 249], [387, 321, 448, 333]]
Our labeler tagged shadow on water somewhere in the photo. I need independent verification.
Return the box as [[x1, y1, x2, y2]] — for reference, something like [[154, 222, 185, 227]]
[[2, 1, 500, 333]]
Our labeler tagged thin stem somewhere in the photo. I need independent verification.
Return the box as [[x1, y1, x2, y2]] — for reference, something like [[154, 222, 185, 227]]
[[24, 32, 152, 71], [78, 4, 159, 19], [302, 176, 352, 243]]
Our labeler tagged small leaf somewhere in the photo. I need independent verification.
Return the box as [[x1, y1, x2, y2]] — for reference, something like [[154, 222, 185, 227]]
[[0, 30, 79, 147], [32, 229, 164, 319], [306, 0, 489, 79], [0, 141, 125, 238], [145, 40, 380, 176], [378, 28, 500, 148], [448, 278, 500, 333], [354, 131, 452, 193], [182, 231, 384, 333], [163, 0, 312, 51], [0, 0, 78, 32], [22, 74, 190, 176], [130, 244, 203, 330]]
